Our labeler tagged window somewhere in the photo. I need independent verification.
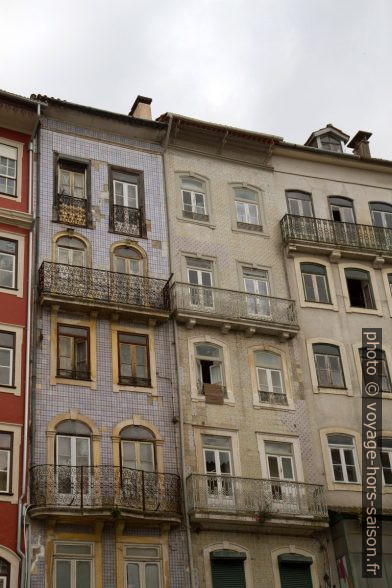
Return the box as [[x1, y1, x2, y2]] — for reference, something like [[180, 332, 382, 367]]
[[110, 169, 144, 236], [255, 351, 287, 405], [56, 236, 86, 267], [359, 348, 391, 393], [202, 435, 233, 502], [56, 159, 90, 228], [124, 545, 161, 588], [313, 344, 345, 388], [0, 332, 15, 388], [113, 246, 143, 275], [286, 191, 313, 217], [57, 324, 90, 380], [0, 143, 17, 197], [118, 333, 150, 387], [265, 441, 295, 502], [181, 178, 208, 221], [327, 434, 359, 483], [378, 438, 392, 486], [195, 343, 225, 397], [0, 557, 10, 588], [0, 432, 12, 493], [300, 263, 330, 304], [58, 161, 86, 200], [345, 268, 375, 309], [56, 421, 91, 495], [388, 274, 392, 296], [243, 267, 270, 316], [320, 135, 343, 153], [120, 426, 155, 472], [0, 238, 17, 290], [186, 257, 214, 308], [329, 196, 355, 223], [54, 543, 93, 588], [370, 202, 392, 229], [234, 187, 262, 230]]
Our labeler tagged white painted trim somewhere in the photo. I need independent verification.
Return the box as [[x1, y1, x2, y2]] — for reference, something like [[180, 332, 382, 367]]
[[306, 337, 352, 396]]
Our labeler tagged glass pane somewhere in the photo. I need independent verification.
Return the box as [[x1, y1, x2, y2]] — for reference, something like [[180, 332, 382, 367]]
[[56, 560, 71, 588], [333, 465, 344, 482], [56, 544, 92, 555], [265, 442, 293, 456], [282, 457, 294, 480], [182, 191, 192, 210], [255, 351, 282, 370], [201, 272, 212, 287], [236, 201, 246, 222], [271, 370, 283, 393], [135, 346, 148, 378], [57, 436, 72, 463], [0, 433, 11, 449], [330, 448, 342, 465], [76, 438, 90, 463], [202, 435, 231, 449], [195, 344, 220, 358], [126, 563, 140, 588], [76, 561, 91, 588], [268, 456, 279, 478], [303, 273, 315, 301], [127, 183, 138, 208], [219, 451, 231, 475], [248, 203, 259, 224], [210, 363, 222, 384], [0, 253, 14, 271], [204, 450, 217, 473], [302, 200, 313, 216], [188, 269, 199, 285], [145, 564, 160, 588], [344, 449, 355, 466], [140, 443, 154, 471], [0, 269, 13, 289], [346, 465, 358, 482], [125, 547, 160, 558], [122, 441, 136, 469], [329, 434, 354, 446], [257, 368, 269, 391], [315, 275, 329, 303], [0, 366, 11, 386]]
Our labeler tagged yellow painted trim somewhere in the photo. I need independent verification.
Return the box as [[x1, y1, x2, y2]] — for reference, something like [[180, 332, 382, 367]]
[[51, 230, 92, 266], [112, 416, 163, 472], [109, 240, 148, 275], [0, 544, 20, 588], [46, 410, 101, 466]]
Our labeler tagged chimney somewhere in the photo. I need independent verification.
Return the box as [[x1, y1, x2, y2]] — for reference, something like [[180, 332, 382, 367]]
[[347, 130, 372, 158], [129, 95, 152, 120]]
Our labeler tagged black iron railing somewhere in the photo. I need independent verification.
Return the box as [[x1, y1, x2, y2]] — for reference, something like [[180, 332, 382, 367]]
[[109, 204, 145, 237], [281, 214, 392, 254], [30, 465, 181, 515], [171, 283, 298, 328], [57, 193, 91, 227], [38, 262, 171, 311], [187, 474, 327, 519]]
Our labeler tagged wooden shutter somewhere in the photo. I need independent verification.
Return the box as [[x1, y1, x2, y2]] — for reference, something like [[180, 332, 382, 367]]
[[211, 559, 246, 588]]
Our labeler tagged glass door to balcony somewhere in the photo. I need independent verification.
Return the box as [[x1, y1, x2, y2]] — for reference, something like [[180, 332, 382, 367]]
[[370, 203, 392, 250], [186, 258, 214, 311], [56, 435, 91, 505], [202, 435, 233, 508], [120, 426, 157, 510], [265, 441, 299, 514], [55, 236, 87, 297], [243, 268, 271, 318]]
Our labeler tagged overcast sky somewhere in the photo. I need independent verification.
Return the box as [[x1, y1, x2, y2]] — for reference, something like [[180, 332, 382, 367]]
[[3, 0, 392, 159]]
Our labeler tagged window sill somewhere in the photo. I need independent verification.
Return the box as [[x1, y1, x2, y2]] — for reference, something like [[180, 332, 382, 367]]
[[300, 301, 338, 311], [191, 395, 235, 406], [113, 383, 157, 395], [0, 285, 22, 298], [346, 306, 383, 317], [177, 216, 216, 229], [328, 481, 361, 492], [0, 385, 20, 396], [315, 386, 352, 396], [53, 377, 96, 389], [231, 226, 269, 238], [253, 402, 294, 411]]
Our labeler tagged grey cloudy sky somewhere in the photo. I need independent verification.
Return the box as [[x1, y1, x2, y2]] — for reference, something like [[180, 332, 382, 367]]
[[3, 0, 392, 158]]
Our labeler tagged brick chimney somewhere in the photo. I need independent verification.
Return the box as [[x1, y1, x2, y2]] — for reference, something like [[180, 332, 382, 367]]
[[347, 130, 372, 158], [129, 95, 152, 120]]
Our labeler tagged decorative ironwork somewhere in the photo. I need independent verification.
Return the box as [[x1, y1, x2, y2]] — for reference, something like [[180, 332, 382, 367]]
[[57, 193, 90, 227], [30, 465, 181, 516], [57, 369, 91, 381], [171, 283, 298, 328], [38, 262, 171, 312], [281, 214, 392, 254], [183, 210, 209, 222], [110, 204, 144, 237], [237, 221, 263, 232], [258, 390, 288, 405], [187, 474, 327, 519]]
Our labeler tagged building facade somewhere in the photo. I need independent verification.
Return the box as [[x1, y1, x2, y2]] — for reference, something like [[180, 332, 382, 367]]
[[0, 91, 38, 588], [159, 114, 332, 588], [28, 96, 189, 588]]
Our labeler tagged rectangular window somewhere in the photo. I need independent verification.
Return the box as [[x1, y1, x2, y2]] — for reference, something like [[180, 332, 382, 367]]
[[54, 543, 93, 588], [234, 187, 262, 230], [243, 267, 270, 316], [0, 331, 15, 387], [313, 344, 345, 388], [360, 348, 391, 393], [301, 263, 330, 304], [58, 161, 86, 199], [0, 238, 17, 290], [378, 439, 392, 486], [186, 257, 214, 308], [0, 432, 12, 493], [287, 192, 313, 217], [57, 325, 90, 380], [0, 143, 17, 197], [56, 159, 90, 228], [118, 333, 150, 387], [202, 435, 233, 501], [255, 351, 287, 405], [328, 435, 359, 483], [110, 169, 144, 236], [124, 546, 162, 588], [181, 178, 208, 221]]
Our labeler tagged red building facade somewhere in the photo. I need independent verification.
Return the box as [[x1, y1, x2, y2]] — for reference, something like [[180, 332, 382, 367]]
[[0, 91, 38, 588]]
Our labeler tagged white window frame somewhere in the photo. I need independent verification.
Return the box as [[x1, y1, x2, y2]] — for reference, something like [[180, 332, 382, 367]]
[[195, 343, 225, 396], [124, 545, 162, 588], [320, 429, 361, 491], [327, 435, 360, 484], [257, 434, 304, 482], [177, 173, 213, 226], [0, 424, 20, 504], [0, 231, 24, 299], [182, 188, 207, 216], [113, 179, 138, 209], [188, 336, 234, 403], [338, 262, 382, 316], [250, 346, 293, 409], [313, 344, 345, 390], [0, 433, 11, 494], [0, 139, 23, 202], [54, 542, 94, 588], [58, 166, 86, 200], [300, 264, 330, 304], [294, 256, 338, 311], [286, 193, 313, 217]]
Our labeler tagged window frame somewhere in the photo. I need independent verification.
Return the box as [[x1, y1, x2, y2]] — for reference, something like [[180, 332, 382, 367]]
[[0, 556, 10, 588], [0, 237, 18, 291], [255, 350, 288, 406], [232, 185, 264, 234], [117, 332, 151, 388], [285, 191, 314, 217], [369, 201, 392, 229], [307, 339, 352, 396], [313, 343, 346, 390], [320, 429, 361, 491], [328, 196, 356, 223], [195, 342, 226, 397], [250, 345, 294, 410], [257, 434, 304, 483], [0, 331, 16, 389], [57, 324, 91, 381], [339, 263, 382, 316], [344, 268, 376, 310], [383, 269, 392, 317], [0, 431, 13, 495], [327, 434, 360, 484], [378, 438, 392, 487], [123, 545, 162, 588], [54, 154, 92, 228], [177, 173, 213, 226], [109, 166, 146, 237], [300, 262, 331, 305], [53, 542, 94, 588], [188, 336, 234, 403], [0, 138, 23, 202]]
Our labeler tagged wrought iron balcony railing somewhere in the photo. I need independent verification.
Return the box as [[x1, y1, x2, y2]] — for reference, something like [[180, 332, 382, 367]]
[[187, 474, 327, 519], [38, 262, 171, 313], [109, 204, 145, 237], [171, 283, 298, 331], [281, 214, 392, 255], [57, 193, 91, 228], [30, 465, 181, 517]]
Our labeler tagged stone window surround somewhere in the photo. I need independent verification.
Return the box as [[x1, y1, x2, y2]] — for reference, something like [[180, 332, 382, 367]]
[[293, 255, 338, 311], [46, 410, 101, 467], [193, 426, 241, 477], [229, 182, 269, 238], [248, 343, 295, 410], [112, 416, 164, 473], [203, 542, 253, 588], [320, 427, 361, 492], [338, 262, 382, 317], [306, 338, 352, 396], [352, 342, 392, 400], [271, 545, 319, 588], [175, 171, 215, 228], [0, 544, 19, 588], [256, 432, 305, 483]]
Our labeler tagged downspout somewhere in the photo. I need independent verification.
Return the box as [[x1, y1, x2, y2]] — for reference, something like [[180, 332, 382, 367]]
[[162, 114, 196, 588], [16, 102, 41, 588]]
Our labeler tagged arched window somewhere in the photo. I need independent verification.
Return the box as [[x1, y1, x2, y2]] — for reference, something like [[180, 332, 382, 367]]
[[278, 553, 313, 587], [210, 550, 246, 586], [0, 557, 10, 588], [328, 196, 355, 223], [56, 236, 86, 266], [55, 420, 92, 495], [195, 343, 226, 398], [234, 187, 262, 230], [113, 246, 143, 276], [255, 350, 287, 405], [327, 434, 359, 483], [181, 177, 208, 221], [120, 426, 155, 472], [300, 263, 330, 303], [313, 343, 345, 388], [370, 202, 392, 228]]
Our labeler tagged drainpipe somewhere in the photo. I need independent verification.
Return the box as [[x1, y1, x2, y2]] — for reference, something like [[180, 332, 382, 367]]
[[16, 101, 41, 588], [162, 114, 196, 588]]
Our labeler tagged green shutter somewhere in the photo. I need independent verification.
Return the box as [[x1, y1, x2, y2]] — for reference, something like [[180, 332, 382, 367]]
[[279, 562, 313, 588], [211, 559, 246, 588]]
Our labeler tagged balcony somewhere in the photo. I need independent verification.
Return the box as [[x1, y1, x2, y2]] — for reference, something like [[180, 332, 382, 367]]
[[171, 283, 298, 338], [38, 262, 170, 320], [281, 214, 392, 262], [109, 204, 145, 237], [187, 474, 328, 532], [29, 465, 181, 523], [57, 193, 91, 228]]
